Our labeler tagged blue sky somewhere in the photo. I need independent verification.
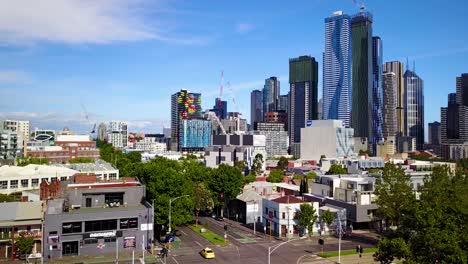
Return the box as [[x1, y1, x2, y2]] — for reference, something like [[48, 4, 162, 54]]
[[0, 0, 467, 136]]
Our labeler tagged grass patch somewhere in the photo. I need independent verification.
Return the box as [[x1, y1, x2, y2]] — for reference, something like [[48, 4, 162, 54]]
[[189, 225, 227, 245], [319, 247, 377, 258]]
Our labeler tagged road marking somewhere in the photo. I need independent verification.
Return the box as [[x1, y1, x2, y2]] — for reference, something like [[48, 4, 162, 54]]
[[180, 230, 187, 236], [171, 256, 180, 264], [195, 241, 203, 247], [296, 254, 318, 264]]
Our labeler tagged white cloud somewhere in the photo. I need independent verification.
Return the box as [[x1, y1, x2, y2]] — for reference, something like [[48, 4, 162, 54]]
[[0, 70, 30, 84], [236, 23, 254, 34], [0, 0, 209, 45]]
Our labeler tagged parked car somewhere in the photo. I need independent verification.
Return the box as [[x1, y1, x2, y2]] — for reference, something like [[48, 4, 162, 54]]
[[200, 247, 215, 259], [161, 235, 175, 243], [215, 216, 224, 221]]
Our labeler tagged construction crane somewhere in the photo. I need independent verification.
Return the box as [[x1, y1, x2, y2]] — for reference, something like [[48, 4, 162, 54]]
[[219, 71, 224, 108], [226, 81, 244, 133], [206, 111, 227, 134], [81, 103, 96, 134]]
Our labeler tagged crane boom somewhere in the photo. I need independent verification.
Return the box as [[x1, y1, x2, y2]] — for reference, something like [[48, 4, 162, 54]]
[[207, 111, 226, 134]]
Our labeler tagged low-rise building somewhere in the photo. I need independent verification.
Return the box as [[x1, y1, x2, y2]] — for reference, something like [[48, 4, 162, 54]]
[[43, 175, 153, 259], [0, 165, 78, 194], [0, 202, 43, 260], [53, 160, 119, 181]]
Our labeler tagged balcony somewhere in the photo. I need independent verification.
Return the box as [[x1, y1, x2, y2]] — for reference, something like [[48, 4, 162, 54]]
[[0, 231, 11, 240]]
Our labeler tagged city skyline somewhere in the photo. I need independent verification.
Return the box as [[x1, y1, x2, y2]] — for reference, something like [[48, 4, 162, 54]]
[[0, 0, 467, 136]]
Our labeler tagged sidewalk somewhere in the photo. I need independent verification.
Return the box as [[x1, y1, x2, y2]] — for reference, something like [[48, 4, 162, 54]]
[[41, 252, 161, 264]]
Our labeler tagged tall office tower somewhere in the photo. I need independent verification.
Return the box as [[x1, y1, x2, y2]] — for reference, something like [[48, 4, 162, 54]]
[[456, 73, 468, 106], [170, 89, 202, 151], [370, 36, 384, 153], [277, 94, 289, 113], [428, 121, 441, 145], [317, 98, 323, 120], [97, 123, 107, 141], [351, 10, 373, 142], [382, 72, 397, 138], [212, 98, 227, 119], [383, 61, 405, 136], [288, 56, 319, 157], [404, 67, 424, 150], [107, 121, 128, 148], [323, 11, 352, 127], [441, 74, 468, 144], [263, 77, 280, 113], [250, 90, 263, 126]]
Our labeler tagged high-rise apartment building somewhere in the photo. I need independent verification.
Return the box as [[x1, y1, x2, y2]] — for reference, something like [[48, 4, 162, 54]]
[[323, 11, 352, 127], [404, 68, 424, 150], [263, 77, 280, 113], [441, 74, 468, 145], [171, 89, 202, 151], [0, 120, 29, 158], [107, 121, 128, 148], [97, 123, 107, 141], [428, 121, 441, 145], [383, 61, 405, 136], [212, 98, 227, 119], [382, 72, 397, 138], [371, 36, 384, 153], [250, 90, 263, 126], [288, 56, 319, 157], [254, 122, 289, 158], [277, 94, 289, 113], [179, 119, 212, 151], [351, 10, 373, 141]]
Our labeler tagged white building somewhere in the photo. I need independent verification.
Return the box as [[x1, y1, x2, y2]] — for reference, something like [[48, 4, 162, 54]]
[[107, 121, 128, 148], [254, 122, 289, 158], [300, 120, 354, 161], [263, 195, 319, 238], [0, 165, 78, 194], [53, 160, 119, 181], [135, 139, 167, 152], [1, 120, 30, 158], [141, 151, 182, 161]]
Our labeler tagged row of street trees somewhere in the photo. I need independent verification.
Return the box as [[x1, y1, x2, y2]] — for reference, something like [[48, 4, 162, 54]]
[[373, 163, 467, 263]]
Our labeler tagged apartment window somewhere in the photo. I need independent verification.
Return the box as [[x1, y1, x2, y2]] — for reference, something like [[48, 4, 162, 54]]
[[21, 179, 28, 188], [0, 181, 7, 189], [105, 193, 124, 205], [120, 218, 138, 229], [51, 177, 57, 182], [85, 219, 117, 232], [62, 222, 82, 234], [49, 231, 57, 235], [104, 237, 116, 243], [10, 180, 18, 189], [84, 238, 98, 245], [109, 173, 117, 180], [282, 212, 285, 219], [265, 208, 268, 214], [60, 176, 67, 181], [31, 179, 39, 187], [274, 210, 277, 218]]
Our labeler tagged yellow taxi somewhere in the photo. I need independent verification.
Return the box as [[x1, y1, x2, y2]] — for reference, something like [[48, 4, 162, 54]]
[[200, 247, 215, 259]]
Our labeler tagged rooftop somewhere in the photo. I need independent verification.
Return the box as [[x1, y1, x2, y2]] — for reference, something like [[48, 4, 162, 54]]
[[0, 201, 42, 225], [54, 160, 116, 172], [271, 195, 305, 204], [55, 135, 92, 142], [0, 164, 78, 178]]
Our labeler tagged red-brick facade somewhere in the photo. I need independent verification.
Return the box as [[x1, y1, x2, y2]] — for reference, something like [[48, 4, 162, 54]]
[[27, 140, 100, 163]]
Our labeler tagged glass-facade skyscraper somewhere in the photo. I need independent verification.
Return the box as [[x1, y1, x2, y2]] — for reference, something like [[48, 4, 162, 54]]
[[170, 89, 202, 151], [288, 56, 319, 157], [263, 77, 280, 114], [371, 36, 384, 153], [383, 61, 405, 137], [250, 90, 263, 126], [404, 68, 424, 150], [323, 11, 352, 127], [351, 10, 373, 142], [212, 98, 227, 119], [179, 119, 212, 151]]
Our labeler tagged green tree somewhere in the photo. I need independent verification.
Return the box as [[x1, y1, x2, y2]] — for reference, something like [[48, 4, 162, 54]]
[[15, 232, 35, 258], [126, 151, 142, 163], [0, 193, 15, 202], [374, 163, 416, 229], [234, 160, 246, 174], [321, 210, 335, 228], [194, 183, 214, 226], [266, 170, 284, 183], [359, 149, 372, 156], [244, 173, 256, 184], [277, 157, 289, 171], [327, 164, 347, 175], [208, 164, 244, 214], [251, 153, 264, 176], [305, 171, 317, 180], [297, 203, 317, 238], [374, 237, 410, 264], [17, 157, 49, 166], [68, 157, 94, 163], [369, 168, 383, 174]]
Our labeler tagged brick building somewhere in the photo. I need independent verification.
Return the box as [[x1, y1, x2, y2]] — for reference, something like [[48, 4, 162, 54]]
[[27, 135, 99, 163]]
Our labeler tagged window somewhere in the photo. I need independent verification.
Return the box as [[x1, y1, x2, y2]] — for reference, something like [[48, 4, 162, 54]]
[[417, 183, 421, 190], [109, 173, 117, 180], [105, 193, 124, 206], [31, 179, 39, 187], [104, 237, 116, 243], [86, 198, 92, 208], [21, 179, 28, 188], [49, 231, 57, 235], [282, 212, 285, 219], [51, 177, 57, 182], [274, 210, 277, 218], [62, 222, 82, 234], [85, 219, 117, 232], [0, 181, 7, 189], [265, 207, 268, 214], [84, 238, 98, 244], [120, 218, 138, 229], [10, 180, 18, 189], [60, 176, 67, 181]]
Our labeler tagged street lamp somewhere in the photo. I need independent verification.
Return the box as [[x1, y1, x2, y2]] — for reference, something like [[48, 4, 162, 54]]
[[337, 209, 345, 264], [168, 195, 189, 233]]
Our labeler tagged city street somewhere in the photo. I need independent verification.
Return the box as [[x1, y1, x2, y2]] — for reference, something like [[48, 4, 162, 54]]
[[161, 217, 376, 264]]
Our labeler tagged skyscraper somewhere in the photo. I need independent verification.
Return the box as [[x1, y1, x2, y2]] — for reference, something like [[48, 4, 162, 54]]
[[250, 90, 263, 126], [323, 11, 352, 127], [107, 121, 128, 148], [212, 98, 227, 119], [428, 121, 441, 145], [277, 94, 289, 113], [456, 73, 468, 106], [263, 77, 280, 114], [383, 61, 405, 136], [351, 10, 373, 141], [171, 89, 202, 151], [382, 72, 397, 138], [404, 67, 424, 150], [371, 36, 384, 153], [440, 74, 468, 145], [288, 56, 319, 156], [97, 123, 107, 141]]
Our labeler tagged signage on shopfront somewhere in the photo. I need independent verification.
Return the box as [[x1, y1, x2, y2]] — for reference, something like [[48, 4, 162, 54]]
[[83, 230, 122, 239]]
